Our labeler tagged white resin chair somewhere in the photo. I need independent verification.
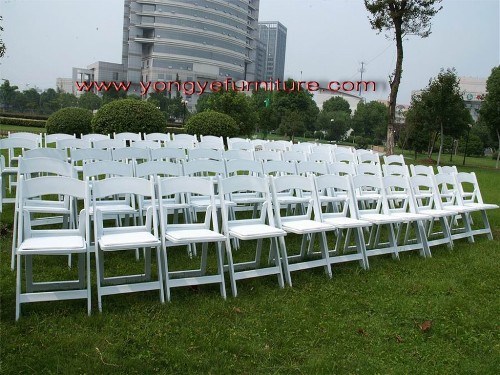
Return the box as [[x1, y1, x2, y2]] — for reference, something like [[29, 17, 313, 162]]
[[270, 175, 335, 285], [0, 137, 38, 194], [255, 150, 282, 162], [45, 133, 76, 148], [158, 176, 226, 301], [23, 148, 67, 161], [113, 132, 142, 142], [188, 148, 223, 161], [150, 147, 187, 163], [15, 175, 90, 320], [223, 149, 254, 161], [144, 132, 171, 146], [218, 175, 287, 297], [91, 177, 164, 311]]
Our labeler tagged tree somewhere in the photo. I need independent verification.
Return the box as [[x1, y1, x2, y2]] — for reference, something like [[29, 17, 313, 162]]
[[351, 100, 388, 143], [316, 110, 350, 142], [78, 92, 102, 111], [406, 68, 472, 165], [102, 87, 127, 104], [0, 80, 18, 111], [278, 110, 305, 141], [40, 88, 59, 114], [195, 89, 257, 137], [365, 0, 442, 155], [251, 89, 278, 137], [23, 88, 41, 113], [56, 92, 78, 109], [0, 16, 5, 58], [322, 96, 351, 115], [480, 66, 500, 168]]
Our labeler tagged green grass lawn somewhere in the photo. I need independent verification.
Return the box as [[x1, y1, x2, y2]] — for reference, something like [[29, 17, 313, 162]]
[[0, 167, 499, 373], [0, 124, 47, 134]]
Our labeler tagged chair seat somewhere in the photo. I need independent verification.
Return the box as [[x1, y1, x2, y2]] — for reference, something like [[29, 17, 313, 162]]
[[442, 205, 476, 213], [387, 212, 432, 222], [359, 213, 401, 224], [281, 219, 334, 234], [418, 208, 455, 218], [464, 202, 499, 210], [18, 235, 86, 254], [99, 231, 160, 249], [323, 216, 372, 228], [228, 223, 286, 240], [165, 228, 226, 243]]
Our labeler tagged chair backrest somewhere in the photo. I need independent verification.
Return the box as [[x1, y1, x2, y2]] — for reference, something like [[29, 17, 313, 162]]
[[263, 140, 291, 152], [308, 151, 332, 163], [383, 154, 405, 166], [229, 141, 254, 151], [113, 132, 142, 141], [296, 161, 328, 176], [352, 174, 390, 215], [93, 139, 126, 150], [188, 148, 223, 161], [18, 157, 76, 179], [144, 132, 171, 144], [249, 139, 268, 150], [8, 132, 42, 146], [174, 133, 198, 142], [410, 164, 435, 177], [228, 137, 248, 149], [328, 161, 356, 176], [290, 142, 314, 154], [356, 163, 382, 176], [223, 149, 254, 161], [437, 165, 458, 175], [357, 152, 380, 165], [382, 175, 418, 215], [81, 133, 110, 142], [23, 148, 67, 161], [262, 160, 297, 176], [455, 172, 484, 205], [282, 150, 307, 162], [334, 152, 356, 164], [254, 150, 282, 162], [183, 159, 226, 178], [57, 138, 91, 151], [199, 135, 224, 150], [433, 172, 463, 208], [83, 160, 134, 180], [225, 159, 263, 177], [131, 140, 161, 150], [0, 138, 39, 154], [45, 133, 76, 147], [165, 139, 196, 150], [135, 160, 184, 179], [313, 174, 360, 221], [410, 174, 444, 211], [112, 147, 151, 163], [382, 164, 410, 177], [150, 147, 187, 162], [71, 148, 112, 166]]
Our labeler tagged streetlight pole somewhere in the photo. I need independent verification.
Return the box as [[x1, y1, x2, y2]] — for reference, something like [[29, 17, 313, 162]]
[[462, 124, 473, 166]]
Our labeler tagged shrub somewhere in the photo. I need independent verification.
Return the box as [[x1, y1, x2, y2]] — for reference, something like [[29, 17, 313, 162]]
[[184, 110, 239, 138], [356, 137, 372, 150], [0, 112, 50, 120], [91, 99, 165, 135], [46, 107, 93, 135]]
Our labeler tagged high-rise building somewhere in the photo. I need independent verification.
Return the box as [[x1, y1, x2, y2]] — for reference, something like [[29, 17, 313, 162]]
[[257, 21, 287, 82], [122, 0, 260, 108]]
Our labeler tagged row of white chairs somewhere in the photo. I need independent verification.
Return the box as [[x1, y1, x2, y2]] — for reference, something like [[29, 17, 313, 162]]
[[13, 162, 497, 319]]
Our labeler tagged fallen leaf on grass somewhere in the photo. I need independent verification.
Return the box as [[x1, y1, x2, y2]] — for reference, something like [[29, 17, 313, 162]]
[[357, 328, 368, 336], [395, 335, 404, 343], [233, 307, 243, 314], [419, 320, 432, 332]]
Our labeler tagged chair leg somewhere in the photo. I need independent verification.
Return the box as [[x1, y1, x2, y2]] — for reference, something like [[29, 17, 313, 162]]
[[94, 245, 103, 312], [15, 254, 22, 321], [11, 208, 18, 270], [481, 210, 494, 240], [155, 246, 165, 304], [216, 243, 227, 299], [278, 236, 292, 287], [87, 251, 91, 316], [319, 232, 332, 278], [224, 240, 238, 297]]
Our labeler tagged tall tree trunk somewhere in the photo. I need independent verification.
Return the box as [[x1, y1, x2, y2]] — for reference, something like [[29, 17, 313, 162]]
[[496, 129, 500, 169], [428, 132, 438, 159], [386, 19, 404, 156], [437, 122, 444, 166]]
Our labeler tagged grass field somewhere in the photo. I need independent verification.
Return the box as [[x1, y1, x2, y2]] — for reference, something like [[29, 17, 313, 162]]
[[0, 163, 499, 373]]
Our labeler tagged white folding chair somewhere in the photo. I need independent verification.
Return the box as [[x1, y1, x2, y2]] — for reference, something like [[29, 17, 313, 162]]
[[8, 132, 43, 146], [229, 141, 254, 151], [270, 175, 335, 285], [313, 174, 371, 270], [356, 163, 383, 176], [283, 150, 307, 163], [382, 164, 410, 177], [150, 147, 187, 163], [199, 135, 225, 150], [188, 148, 223, 161], [71, 148, 112, 174], [223, 149, 254, 161], [91, 177, 164, 311], [15, 175, 90, 320], [112, 147, 151, 171], [382, 175, 432, 258], [228, 137, 248, 149], [23, 148, 68, 161], [45, 133, 76, 148], [453, 172, 498, 240], [383, 154, 406, 166], [255, 150, 282, 162], [218, 175, 287, 297], [93, 139, 126, 150], [410, 164, 435, 177], [172, 134, 198, 148], [131, 140, 162, 150], [437, 165, 458, 174], [158, 176, 226, 301], [144, 132, 171, 146], [81, 133, 110, 145], [352, 174, 401, 260], [0, 137, 38, 195], [113, 132, 142, 143], [328, 161, 357, 176], [308, 151, 333, 163]]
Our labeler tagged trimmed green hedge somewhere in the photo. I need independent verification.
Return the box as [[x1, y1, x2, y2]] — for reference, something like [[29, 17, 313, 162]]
[[184, 110, 239, 138], [46, 107, 93, 135], [92, 99, 165, 135], [0, 112, 50, 120], [0, 117, 47, 127]]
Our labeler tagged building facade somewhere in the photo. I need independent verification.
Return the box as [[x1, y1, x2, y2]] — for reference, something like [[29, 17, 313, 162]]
[[257, 21, 287, 82], [122, 0, 260, 109]]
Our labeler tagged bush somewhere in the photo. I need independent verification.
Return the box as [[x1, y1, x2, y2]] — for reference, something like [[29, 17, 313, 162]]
[[184, 110, 239, 138], [91, 99, 165, 135], [46, 107, 93, 135], [0, 117, 46, 128], [356, 137, 372, 150], [0, 112, 50, 120]]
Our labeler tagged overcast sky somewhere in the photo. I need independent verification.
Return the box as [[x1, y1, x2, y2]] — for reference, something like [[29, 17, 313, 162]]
[[1, 0, 498, 104]]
